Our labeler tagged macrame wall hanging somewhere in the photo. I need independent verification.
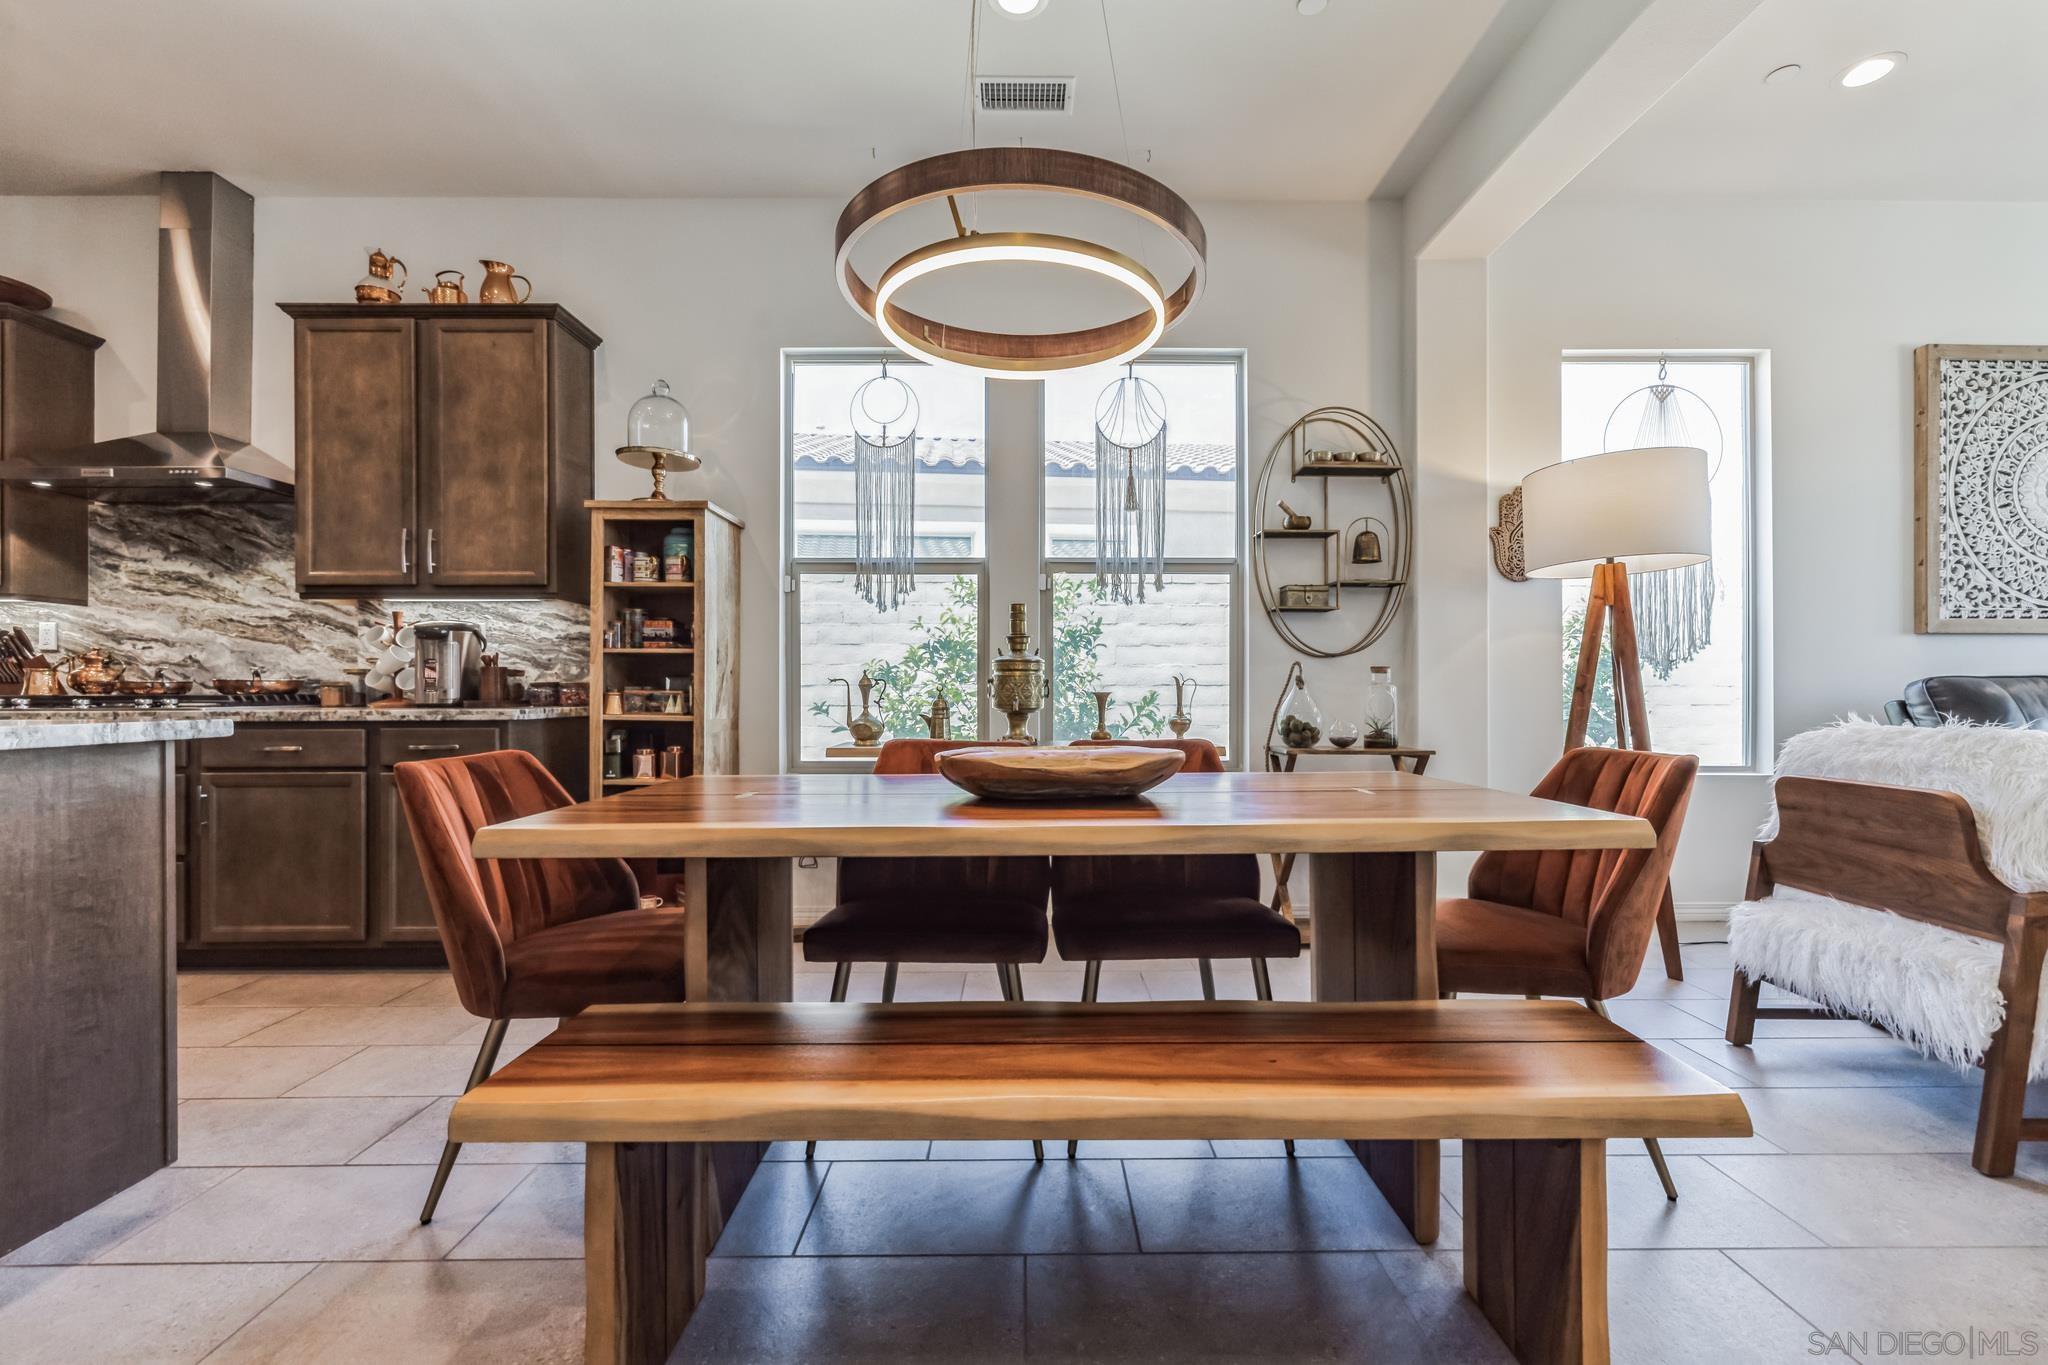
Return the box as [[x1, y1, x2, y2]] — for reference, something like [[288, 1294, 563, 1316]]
[[1093, 367, 1168, 603], [1602, 358, 1722, 678], [850, 363, 919, 612]]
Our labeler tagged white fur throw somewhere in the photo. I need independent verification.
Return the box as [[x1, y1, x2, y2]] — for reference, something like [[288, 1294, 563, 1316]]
[[1729, 889, 2048, 1079], [1762, 717, 2048, 894]]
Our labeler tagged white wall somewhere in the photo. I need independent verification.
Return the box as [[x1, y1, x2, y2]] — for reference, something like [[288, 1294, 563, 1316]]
[[0, 193, 1396, 773], [1488, 196, 2048, 905]]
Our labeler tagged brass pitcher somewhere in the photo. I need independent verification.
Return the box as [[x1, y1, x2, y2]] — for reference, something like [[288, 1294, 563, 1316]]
[[354, 248, 407, 304], [1169, 673, 1198, 738], [424, 270, 467, 304], [830, 671, 885, 747], [477, 260, 532, 304], [21, 661, 63, 696]]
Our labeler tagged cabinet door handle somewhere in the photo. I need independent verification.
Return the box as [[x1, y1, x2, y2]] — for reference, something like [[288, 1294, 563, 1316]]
[[401, 527, 412, 575], [196, 786, 210, 828], [260, 744, 306, 753], [426, 528, 438, 576], [406, 743, 463, 753]]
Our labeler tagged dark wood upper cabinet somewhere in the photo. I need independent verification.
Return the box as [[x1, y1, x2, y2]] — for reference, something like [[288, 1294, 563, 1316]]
[[293, 315, 417, 590], [280, 303, 598, 601], [419, 317, 551, 589], [0, 305, 102, 605]]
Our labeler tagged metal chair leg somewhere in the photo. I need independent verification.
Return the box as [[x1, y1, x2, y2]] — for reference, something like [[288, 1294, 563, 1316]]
[[1008, 963, 1027, 1002], [1198, 958, 1217, 1001], [807, 964, 857, 1160], [421, 1017, 509, 1224], [881, 961, 899, 1003], [1587, 998, 1677, 1200], [1081, 960, 1101, 1003], [997, 964, 1015, 1001]]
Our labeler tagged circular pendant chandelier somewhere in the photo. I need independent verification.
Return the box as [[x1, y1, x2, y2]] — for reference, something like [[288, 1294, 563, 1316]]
[[834, 145, 1206, 377]]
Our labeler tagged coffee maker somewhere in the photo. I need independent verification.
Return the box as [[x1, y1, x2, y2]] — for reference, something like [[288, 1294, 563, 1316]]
[[410, 622, 487, 706]]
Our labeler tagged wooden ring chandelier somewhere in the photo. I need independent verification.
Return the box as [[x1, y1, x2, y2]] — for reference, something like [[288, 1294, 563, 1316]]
[[835, 147, 1207, 376]]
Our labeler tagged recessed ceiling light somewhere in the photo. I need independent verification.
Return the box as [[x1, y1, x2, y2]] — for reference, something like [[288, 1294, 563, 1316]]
[[991, 0, 1046, 16], [1298, 0, 1330, 13], [1762, 63, 1802, 86], [29, 480, 52, 488], [192, 479, 215, 487], [1839, 52, 1905, 88]]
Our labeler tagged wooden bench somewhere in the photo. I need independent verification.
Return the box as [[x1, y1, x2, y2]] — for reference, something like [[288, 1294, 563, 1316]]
[[451, 999, 1751, 1365]]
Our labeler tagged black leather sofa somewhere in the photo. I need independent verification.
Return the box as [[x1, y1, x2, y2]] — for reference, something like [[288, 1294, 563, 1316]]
[[1884, 675, 2048, 727]]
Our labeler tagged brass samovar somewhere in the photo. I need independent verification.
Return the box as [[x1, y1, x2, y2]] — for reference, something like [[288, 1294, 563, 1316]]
[[986, 603, 1045, 743]]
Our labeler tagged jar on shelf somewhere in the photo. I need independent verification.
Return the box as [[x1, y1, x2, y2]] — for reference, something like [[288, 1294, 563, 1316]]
[[1362, 665, 1399, 747], [662, 525, 693, 582]]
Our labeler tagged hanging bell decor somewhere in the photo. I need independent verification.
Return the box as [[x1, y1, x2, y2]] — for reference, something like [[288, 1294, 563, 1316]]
[[1602, 358, 1721, 677], [849, 362, 919, 612], [1346, 515, 1386, 567], [1092, 367, 1167, 603]]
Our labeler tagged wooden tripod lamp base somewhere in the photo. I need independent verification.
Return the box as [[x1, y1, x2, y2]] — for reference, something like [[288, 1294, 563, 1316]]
[[1561, 557, 1686, 981], [1524, 445, 1714, 986]]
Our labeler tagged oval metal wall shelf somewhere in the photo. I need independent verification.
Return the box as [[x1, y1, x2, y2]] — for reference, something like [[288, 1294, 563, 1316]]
[[1252, 405, 1412, 659]]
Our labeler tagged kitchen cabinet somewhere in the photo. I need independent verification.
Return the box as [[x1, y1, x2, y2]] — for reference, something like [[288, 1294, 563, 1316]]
[[291, 315, 416, 590], [0, 305, 102, 604], [180, 714, 584, 967], [280, 303, 598, 601], [195, 768, 368, 944]]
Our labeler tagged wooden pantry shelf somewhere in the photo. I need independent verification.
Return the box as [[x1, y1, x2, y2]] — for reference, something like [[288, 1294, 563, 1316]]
[[603, 647, 695, 655]]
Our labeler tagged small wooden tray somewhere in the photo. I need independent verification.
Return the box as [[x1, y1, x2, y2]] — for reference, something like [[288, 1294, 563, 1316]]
[[934, 745, 1185, 801]]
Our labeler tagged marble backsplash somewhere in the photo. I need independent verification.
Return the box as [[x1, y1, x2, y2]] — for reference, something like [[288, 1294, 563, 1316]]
[[7, 502, 587, 683]]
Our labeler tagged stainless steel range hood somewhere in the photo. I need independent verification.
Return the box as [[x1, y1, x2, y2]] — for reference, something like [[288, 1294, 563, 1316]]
[[0, 172, 293, 503]]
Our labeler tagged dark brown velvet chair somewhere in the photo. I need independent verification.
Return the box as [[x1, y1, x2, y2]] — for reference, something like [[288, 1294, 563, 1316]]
[[394, 749, 689, 1222], [1055, 738, 1302, 1157], [802, 737, 1053, 1159], [1437, 745, 1699, 1199]]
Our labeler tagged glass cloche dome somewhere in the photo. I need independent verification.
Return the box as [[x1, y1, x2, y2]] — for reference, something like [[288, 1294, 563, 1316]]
[[625, 380, 690, 456], [615, 379, 700, 500]]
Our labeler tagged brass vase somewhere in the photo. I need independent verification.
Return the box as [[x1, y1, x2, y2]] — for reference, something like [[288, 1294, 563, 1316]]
[[986, 603, 1045, 743]]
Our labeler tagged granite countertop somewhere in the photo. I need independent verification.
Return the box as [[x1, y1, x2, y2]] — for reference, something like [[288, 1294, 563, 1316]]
[[0, 714, 235, 752], [197, 704, 589, 723]]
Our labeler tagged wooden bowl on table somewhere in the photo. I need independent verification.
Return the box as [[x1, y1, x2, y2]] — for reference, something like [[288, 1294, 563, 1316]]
[[934, 745, 1185, 801]]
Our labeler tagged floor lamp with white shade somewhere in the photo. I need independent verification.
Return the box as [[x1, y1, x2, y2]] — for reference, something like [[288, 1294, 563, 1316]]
[[1520, 444, 1712, 980]]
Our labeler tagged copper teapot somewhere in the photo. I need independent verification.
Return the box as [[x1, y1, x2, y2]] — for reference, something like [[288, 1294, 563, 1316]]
[[478, 260, 532, 304], [424, 270, 467, 305], [354, 248, 407, 304], [62, 647, 124, 695]]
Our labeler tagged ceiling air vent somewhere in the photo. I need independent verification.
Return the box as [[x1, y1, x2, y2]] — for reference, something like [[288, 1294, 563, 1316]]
[[976, 76, 1075, 114]]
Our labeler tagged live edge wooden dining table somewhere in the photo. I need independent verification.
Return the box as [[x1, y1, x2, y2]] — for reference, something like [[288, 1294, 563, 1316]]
[[470, 765, 1655, 1245]]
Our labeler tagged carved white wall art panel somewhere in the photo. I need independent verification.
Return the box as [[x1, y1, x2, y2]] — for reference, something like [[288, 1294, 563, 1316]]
[[1916, 344, 2048, 633]]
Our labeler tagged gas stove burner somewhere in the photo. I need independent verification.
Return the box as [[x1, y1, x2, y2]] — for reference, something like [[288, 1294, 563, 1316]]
[[1, 690, 324, 710]]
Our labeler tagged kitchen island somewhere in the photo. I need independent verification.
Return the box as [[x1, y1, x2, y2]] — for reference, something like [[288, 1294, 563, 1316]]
[[0, 712, 230, 1256]]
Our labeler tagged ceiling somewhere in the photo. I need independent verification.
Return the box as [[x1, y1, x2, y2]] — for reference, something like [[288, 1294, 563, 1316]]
[[0, 0, 1509, 203], [1566, 0, 2048, 201]]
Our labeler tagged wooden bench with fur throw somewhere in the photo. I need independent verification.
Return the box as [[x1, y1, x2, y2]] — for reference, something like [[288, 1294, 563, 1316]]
[[1728, 721, 2048, 1177]]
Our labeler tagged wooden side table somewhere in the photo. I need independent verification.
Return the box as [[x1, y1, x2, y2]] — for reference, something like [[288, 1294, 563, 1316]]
[[1264, 745, 1436, 920]]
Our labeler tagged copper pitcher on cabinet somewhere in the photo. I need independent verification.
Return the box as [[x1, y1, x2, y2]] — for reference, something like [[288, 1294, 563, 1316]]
[[477, 260, 532, 304], [354, 248, 407, 304], [424, 270, 467, 304]]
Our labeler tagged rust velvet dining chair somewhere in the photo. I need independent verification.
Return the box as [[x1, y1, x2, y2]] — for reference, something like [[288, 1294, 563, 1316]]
[[801, 737, 1054, 1160], [1056, 738, 1303, 1158], [1436, 745, 1699, 1199], [394, 749, 691, 1222]]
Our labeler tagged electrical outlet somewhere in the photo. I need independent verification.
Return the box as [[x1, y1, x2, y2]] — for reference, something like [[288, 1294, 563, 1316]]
[[34, 620, 58, 653]]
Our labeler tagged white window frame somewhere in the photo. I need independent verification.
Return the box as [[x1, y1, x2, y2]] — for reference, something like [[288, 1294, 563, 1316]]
[[1036, 351, 1248, 764], [780, 348, 1250, 771], [781, 350, 991, 773], [1559, 350, 1768, 774]]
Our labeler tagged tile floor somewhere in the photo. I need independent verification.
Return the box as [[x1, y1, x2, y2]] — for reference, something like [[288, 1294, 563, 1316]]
[[5, 938, 2048, 1363]]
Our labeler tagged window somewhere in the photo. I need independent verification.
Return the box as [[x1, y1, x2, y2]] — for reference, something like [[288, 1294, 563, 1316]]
[[784, 350, 1246, 767], [1558, 355, 1758, 769], [785, 356, 986, 766], [1041, 358, 1243, 744]]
